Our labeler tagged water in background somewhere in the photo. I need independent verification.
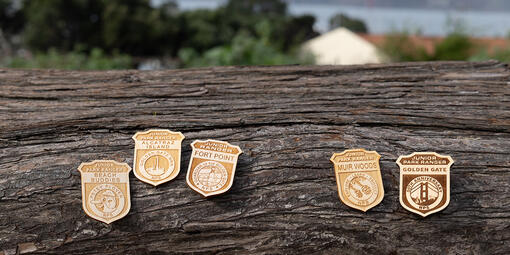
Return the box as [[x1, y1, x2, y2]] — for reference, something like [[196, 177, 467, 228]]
[[161, 0, 510, 37]]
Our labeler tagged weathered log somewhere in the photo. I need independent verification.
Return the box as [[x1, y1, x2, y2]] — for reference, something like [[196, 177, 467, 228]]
[[0, 61, 509, 254]]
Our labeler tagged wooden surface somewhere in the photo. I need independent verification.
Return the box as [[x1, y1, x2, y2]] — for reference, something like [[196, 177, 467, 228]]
[[0, 61, 509, 254]]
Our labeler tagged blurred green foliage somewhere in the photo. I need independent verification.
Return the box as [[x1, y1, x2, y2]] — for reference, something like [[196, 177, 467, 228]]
[[380, 32, 429, 62], [0, 0, 317, 69], [381, 31, 475, 61], [179, 21, 314, 67], [329, 13, 368, 33], [470, 47, 510, 62], [177, 1, 317, 55], [22, 0, 179, 56], [433, 33, 474, 60], [381, 18, 510, 63], [5, 48, 132, 69], [2, 0, 508, 69]]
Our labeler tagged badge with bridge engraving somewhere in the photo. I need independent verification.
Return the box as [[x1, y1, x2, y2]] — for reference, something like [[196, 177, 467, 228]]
[[78, 160, 131, 224], [397, 152, 453, 217], [187, 140, 242, 197], [330, 149, 384, 212], [132, 129, 185, 186]]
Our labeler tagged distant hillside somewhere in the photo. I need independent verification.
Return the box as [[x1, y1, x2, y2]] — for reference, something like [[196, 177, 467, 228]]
[[285, 0, 510, 12]]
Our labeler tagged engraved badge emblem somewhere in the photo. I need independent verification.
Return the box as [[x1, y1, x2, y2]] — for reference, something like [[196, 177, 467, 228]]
[[77, 160, 131, 224], [186, 140, 242, 197], [397, 152, 453, 217], [132, 129, 185, 186], [330, 149, 384, 212]]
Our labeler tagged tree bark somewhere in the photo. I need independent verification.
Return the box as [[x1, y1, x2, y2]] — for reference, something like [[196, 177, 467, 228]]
[[0, 61, 509, 254]]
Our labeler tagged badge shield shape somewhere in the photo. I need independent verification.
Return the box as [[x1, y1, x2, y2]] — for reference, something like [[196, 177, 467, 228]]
[[186, 140, 242, 197], [132, 129, 185, 186], [78, 160, 131, 224], [397, 152, 453, 217], [330, 149, 384, 212]]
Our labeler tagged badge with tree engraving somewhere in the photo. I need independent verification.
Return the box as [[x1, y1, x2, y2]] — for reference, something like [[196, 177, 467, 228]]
[[330, 149, 384, 211], [186, 140, 242, 197], [132, 129, 185, 186], [397, 152, 453, 217], [78, 160, 131, 224]]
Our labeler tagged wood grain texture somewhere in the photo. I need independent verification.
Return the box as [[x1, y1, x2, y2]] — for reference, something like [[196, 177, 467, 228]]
[[0, 61, 509, 254]]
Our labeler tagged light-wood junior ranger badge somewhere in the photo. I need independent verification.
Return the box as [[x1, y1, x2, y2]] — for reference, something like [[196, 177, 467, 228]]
[[132, 129, 185, 186], [397, 152, 453, 217], [187, 140, 242, 197], [77, 160, 131, 224], [330, 149, 384, 212]]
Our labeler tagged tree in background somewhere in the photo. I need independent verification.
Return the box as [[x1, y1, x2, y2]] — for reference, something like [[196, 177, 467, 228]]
[[19, 0, 316, 56], [178, 0, 317, 54], [380, 32, 429, 62], [23, 0, 179, 56], [0, 0, 23, 36], [177, 0, 317, 67], [381, 21, 475, 62], [179, 20, 314, 67], [23, 0, 104, 53], [1, 0, 318, 69], [329, 13, 368, 33], [101, 0, 179, 56], [432, 33, 473, 60], [176, 8, 231, 54], [270, 14, 317, 52]]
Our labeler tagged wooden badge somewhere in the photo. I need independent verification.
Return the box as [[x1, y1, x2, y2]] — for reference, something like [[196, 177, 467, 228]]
[[77, 160, 131, 224], [397, 152, 453, 217], [330, 149, 384, 212], [132, 129, 185, 186], [186, 140, 242, 197]]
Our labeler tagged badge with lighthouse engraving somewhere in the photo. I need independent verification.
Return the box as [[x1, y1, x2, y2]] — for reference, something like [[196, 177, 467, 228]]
[[132, 129, 185, 186], [330, 149, 384, 212], [78, 160, 131, 224], [397, 152, 453, 217], [187, 140, 242, 197]]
